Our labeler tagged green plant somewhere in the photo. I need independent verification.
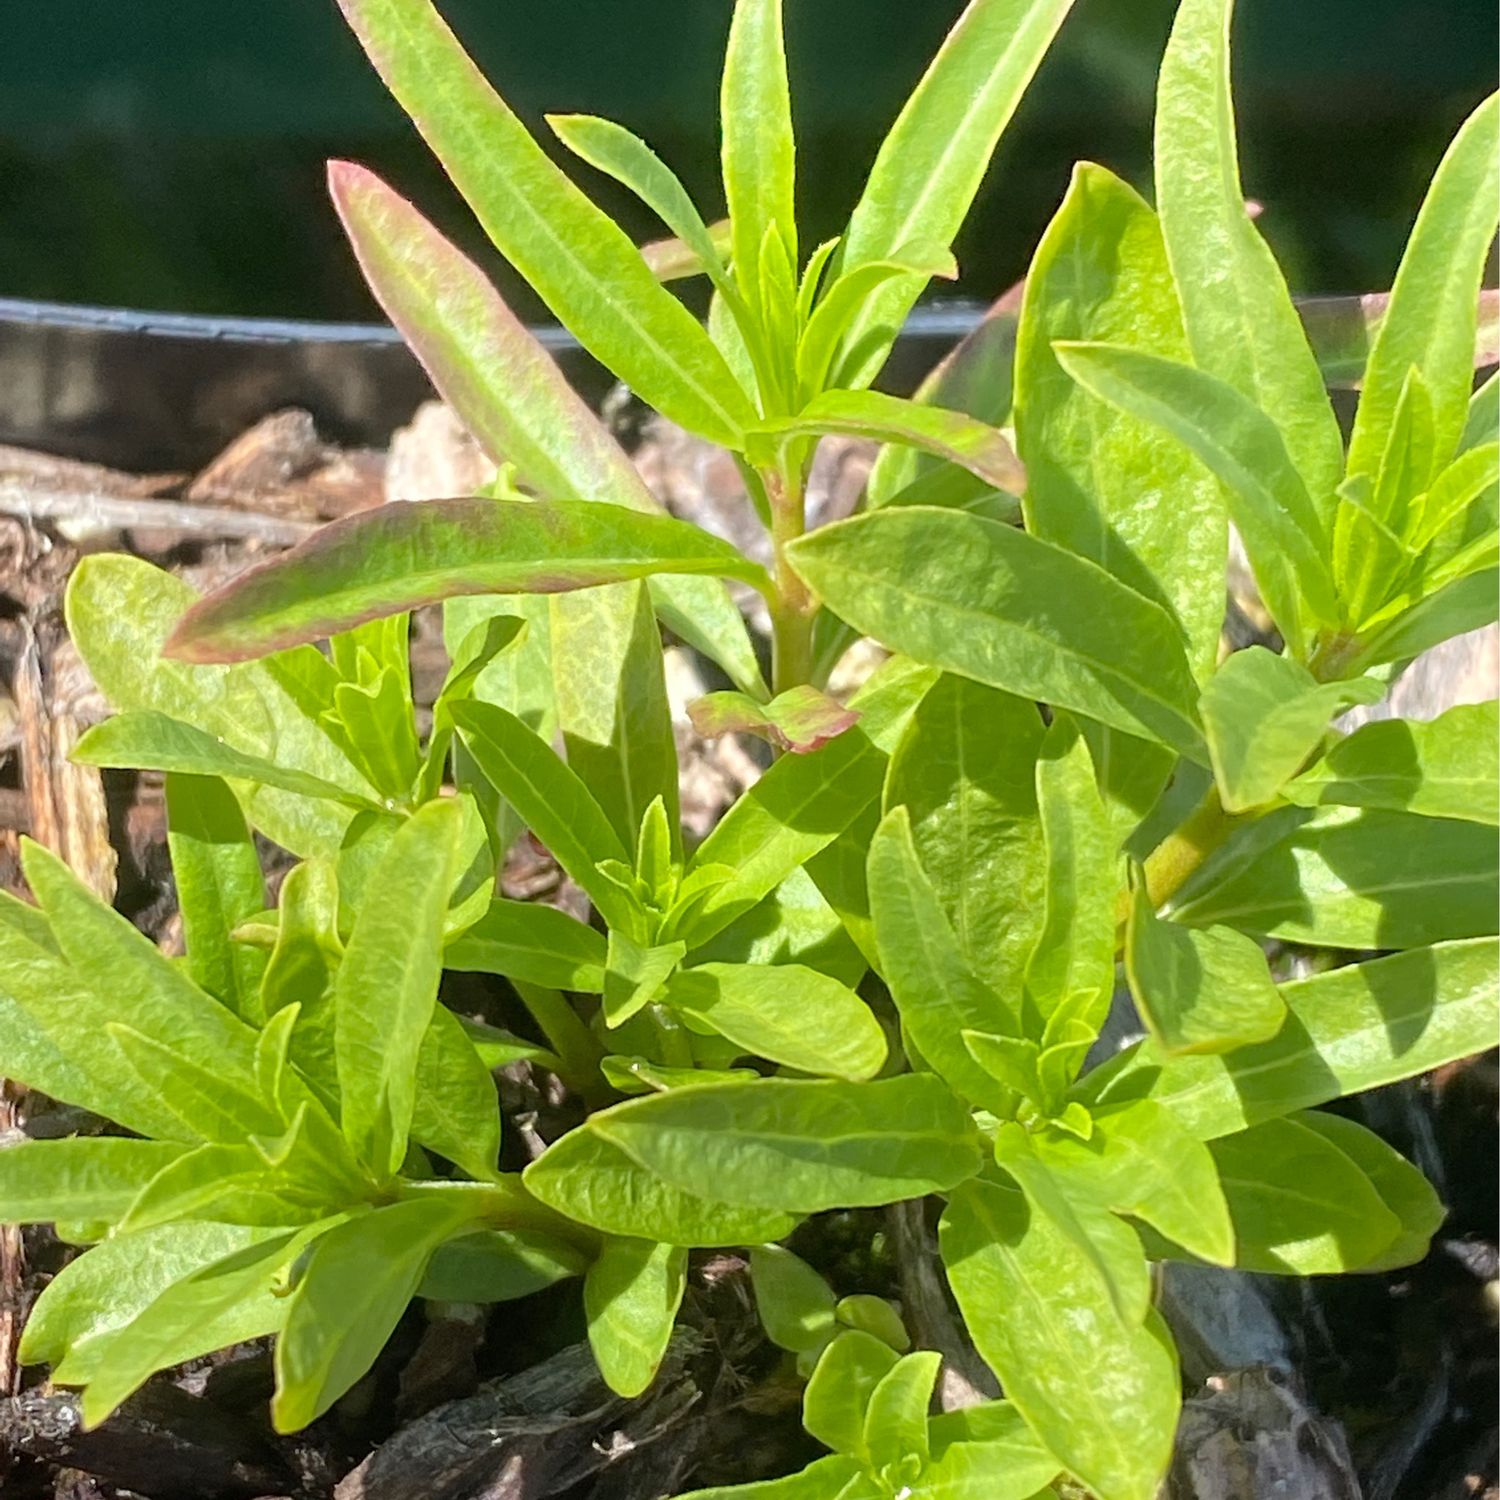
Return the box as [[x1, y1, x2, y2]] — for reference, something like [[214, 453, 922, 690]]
[[2, 0, 1496, 1495]]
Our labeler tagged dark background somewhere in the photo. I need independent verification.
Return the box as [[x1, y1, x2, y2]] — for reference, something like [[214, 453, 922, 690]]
[[1, 0, 1495, 323]]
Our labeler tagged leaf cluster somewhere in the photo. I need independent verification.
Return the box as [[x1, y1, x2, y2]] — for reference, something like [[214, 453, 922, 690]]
[[3, 0, 1495, 1496]]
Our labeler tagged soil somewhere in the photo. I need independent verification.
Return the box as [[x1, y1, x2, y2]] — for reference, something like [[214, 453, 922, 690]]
[[0, 400, 1493, 1500]]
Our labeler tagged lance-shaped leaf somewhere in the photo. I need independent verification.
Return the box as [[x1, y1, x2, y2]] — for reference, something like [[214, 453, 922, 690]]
[[1408, 442, 1500, 555], [1033, 1098, 1233, 1265], [19, 1221, 283, 1374], [1024, 716, 1118, 1035], [863, 1351, 943, 1477], [788, 507, 1208, 762], [883, 675, 1045, 985], [580, 1075, 981, 1215], [445, 897, 608, 992], [834, 0, 1077, 388], [0, 918, 188, 1142], [76, 1225, 331, 1429], [1125, 880, 1284, 1057], [722, 0, 797, 297], [1081, 937, 1499, 1140], [418, 1227, 588, 1303], [603, 932, 684, 1029], [758, 390, 1024, 494], [334, 0, 756, 446], [545, 117, 743, 312], [1295, 1111, 1445, 1271], [74, 711, 376, 811], [1285, 701, 1500, 826], [165, 499, 772, 664], [664, 962, 887, 1081], [411, 1005, 504, 1182], [332, 162, 764, 700], [1346, 92, 1500, 482], [22, 841, 263, 1095], [940, 1176, 1179, 1500], [552, 582, 679, 856], [865, 299, 1021, 516], [1207, 1116, 1401, 1274], [1155, 0, 1344, 513], [1199, 647, 1386, 813], [164, 773, 268, 1020], [689, 684, 859, 755], [1016, 162, 1225, 679], [65, 556, 367, 857], [335, 798, 464, 1179], [0, 1139, 188, 1227], [750, 1244, 837, 1354], [1167, 804, 1497, 950], [450, 699, 641, 934], [1348, 565, 1500, 672], [272, 1195, 481, 1431], [1054, 342, 1338, 654], [798, 244, 957, 396], [524, 1123, 797, 1246], [868, 807, 1015, 1110], [993, 1124, 1154, 1324], [679, 717, 891, 946], [584, 1236, 687, 1398], [331, 160, 659, 509]]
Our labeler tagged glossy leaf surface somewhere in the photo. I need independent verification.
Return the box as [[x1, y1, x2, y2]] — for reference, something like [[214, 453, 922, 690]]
[[788, 507, 1208, 762], [165, 499, 770, 664]]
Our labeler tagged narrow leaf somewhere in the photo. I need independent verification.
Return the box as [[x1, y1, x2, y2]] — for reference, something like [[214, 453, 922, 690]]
[[1016, 162, 1225, 679], [941, 1177, 1178, 1500], [867, 807, 1015, 1109], [589, 1075, 981, 1214], [1347, 93, 1500, 480], [787, 507, 1208, 762], [450, 699, 640, 933], [1054, 341, 1338, 652], [1167, 804, 1497, 950], [165, 773, 268, 1019], [1284, 700, 1500, 826], [883, 674, 1045, 987], [1156, 0, 1345, 510], [1126, 881, 1285, 1056], [165, 499, 771, 664], [1199, 647, 1386, 813], [762, 390, 1024, 494], [722, 0, 797, 298], [584, 1236, 687, 1397], [445, 896, 608, 991], [335, 0, 757, 445], [835, 0, 1076, 388], [665, 962, 887, 1081], [335, 798, 464, 1178], [1207, 1116, 1401, 1274], [272, 1196, 479, 1431], [1083, 937, 1499, 1140]]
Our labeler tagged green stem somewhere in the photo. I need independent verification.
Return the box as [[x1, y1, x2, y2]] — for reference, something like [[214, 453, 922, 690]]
[[766, 457, 815, 695], [513, 981, 608, 1106], [1123, 786, 1255, 929]]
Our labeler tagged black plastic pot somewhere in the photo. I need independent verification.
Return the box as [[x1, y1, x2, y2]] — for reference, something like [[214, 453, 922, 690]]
[[0, 297, 985, 473]]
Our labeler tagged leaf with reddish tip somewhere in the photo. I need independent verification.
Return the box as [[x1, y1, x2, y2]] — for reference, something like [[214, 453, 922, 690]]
[[330, 161, 660, 515], [164, 499, 773, 664], [689, 685, 860, 754], [757, 390, 1025, 495], [329, 162, 766, 701], [333, 0, 755, 448]]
